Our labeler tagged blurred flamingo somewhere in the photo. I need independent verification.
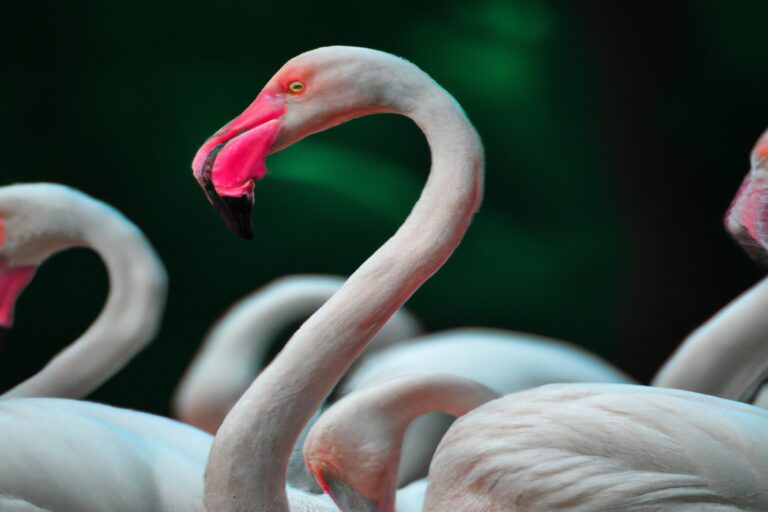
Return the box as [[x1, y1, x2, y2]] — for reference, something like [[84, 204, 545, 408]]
[[0, 183, 214, 510], [0, 183, 166, 399]]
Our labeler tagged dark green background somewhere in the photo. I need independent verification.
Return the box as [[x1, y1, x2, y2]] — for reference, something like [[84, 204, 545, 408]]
[[2, 1, 766, 415]]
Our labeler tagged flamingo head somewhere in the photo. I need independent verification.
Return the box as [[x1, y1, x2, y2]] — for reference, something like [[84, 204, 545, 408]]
[[725, 128, 768, 264], [304, 459, 392, 512], [0, 210, 38, 332], [0, 184, 108, 331], [192, 46, 416, 239], [303, 395, 401, 512], [0, 254, 36, 332]]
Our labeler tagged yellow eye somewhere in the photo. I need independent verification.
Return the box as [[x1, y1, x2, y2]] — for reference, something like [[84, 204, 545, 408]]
[[288, 81, 305, 94]]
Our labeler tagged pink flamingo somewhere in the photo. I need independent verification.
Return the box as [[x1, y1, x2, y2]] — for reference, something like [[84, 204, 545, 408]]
[[0, 183, 166, 399], [192, 45, 483, 511], [0, 183, 219, 510]]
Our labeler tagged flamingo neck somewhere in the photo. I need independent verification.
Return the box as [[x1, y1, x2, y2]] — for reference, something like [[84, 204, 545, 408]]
[[385, 375, 499, 427], [309, 375, 498, 512], [3, 204, 166, 399], [652, 276, 768, 401], [204, 71, 483, 511]]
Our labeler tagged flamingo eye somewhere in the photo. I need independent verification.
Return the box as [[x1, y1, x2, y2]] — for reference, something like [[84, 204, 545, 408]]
[[287, 81, 305, 94]]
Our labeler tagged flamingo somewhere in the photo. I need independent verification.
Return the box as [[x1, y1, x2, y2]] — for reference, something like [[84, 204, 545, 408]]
[[173, 274, 421, 435], [423, 382, 768, 511], [192, 45, 632, 506], [0, 183, 211, 510], [0, 182, 166, 399], [192, 45, 484, 511]]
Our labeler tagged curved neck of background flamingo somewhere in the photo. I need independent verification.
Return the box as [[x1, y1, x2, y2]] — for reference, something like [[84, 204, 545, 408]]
[[3, 205, 166, 400], [173, 274, 421, 432], [382, 375, 499, 428], [652, 275, 768, 402], [203, 72, 484, 511], [173, 276, 347, 423]]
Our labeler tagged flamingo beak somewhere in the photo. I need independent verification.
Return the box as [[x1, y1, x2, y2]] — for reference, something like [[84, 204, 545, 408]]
[[192, 88, 286, 239], [308, 464, 383, 512], [0, 259, 36, 331], [323, 476, 381, 512], [725, 131, 768, 264]]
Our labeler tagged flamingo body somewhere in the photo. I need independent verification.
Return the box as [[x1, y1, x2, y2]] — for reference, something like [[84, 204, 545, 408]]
[[426, 383, 768, 511], [0, 398, 209, 511]]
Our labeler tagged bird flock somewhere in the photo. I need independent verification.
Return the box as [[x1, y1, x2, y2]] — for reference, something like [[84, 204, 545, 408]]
[[1, 46, 767, 511]]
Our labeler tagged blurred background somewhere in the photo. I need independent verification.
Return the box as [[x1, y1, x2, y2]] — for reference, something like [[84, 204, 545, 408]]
[[1, 0, 767, 415]]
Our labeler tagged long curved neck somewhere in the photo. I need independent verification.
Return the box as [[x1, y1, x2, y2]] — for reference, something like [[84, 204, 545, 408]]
[[652, 275, 768, 401], [204, 73, 483, 511], [3, 206, 166, 399]]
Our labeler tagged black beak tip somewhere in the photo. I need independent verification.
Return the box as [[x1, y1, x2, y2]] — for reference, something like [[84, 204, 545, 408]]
[[195, 170, 255, 240], [325, 477, 381, 512], [219, 194, 255, 240], [729, 227, 768, 268]]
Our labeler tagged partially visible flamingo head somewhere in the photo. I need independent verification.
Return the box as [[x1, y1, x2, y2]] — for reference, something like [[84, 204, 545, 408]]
[[303, 391, 403, 512], [192, 46, 425, 239], [725, 128, 768, 264], [0, 184, 95, 333]]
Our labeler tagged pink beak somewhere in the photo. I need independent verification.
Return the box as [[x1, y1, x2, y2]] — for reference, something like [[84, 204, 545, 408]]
[[0, 259, 36, 330], [192, 87, 285, 239], [725, 129, 768, 264]]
